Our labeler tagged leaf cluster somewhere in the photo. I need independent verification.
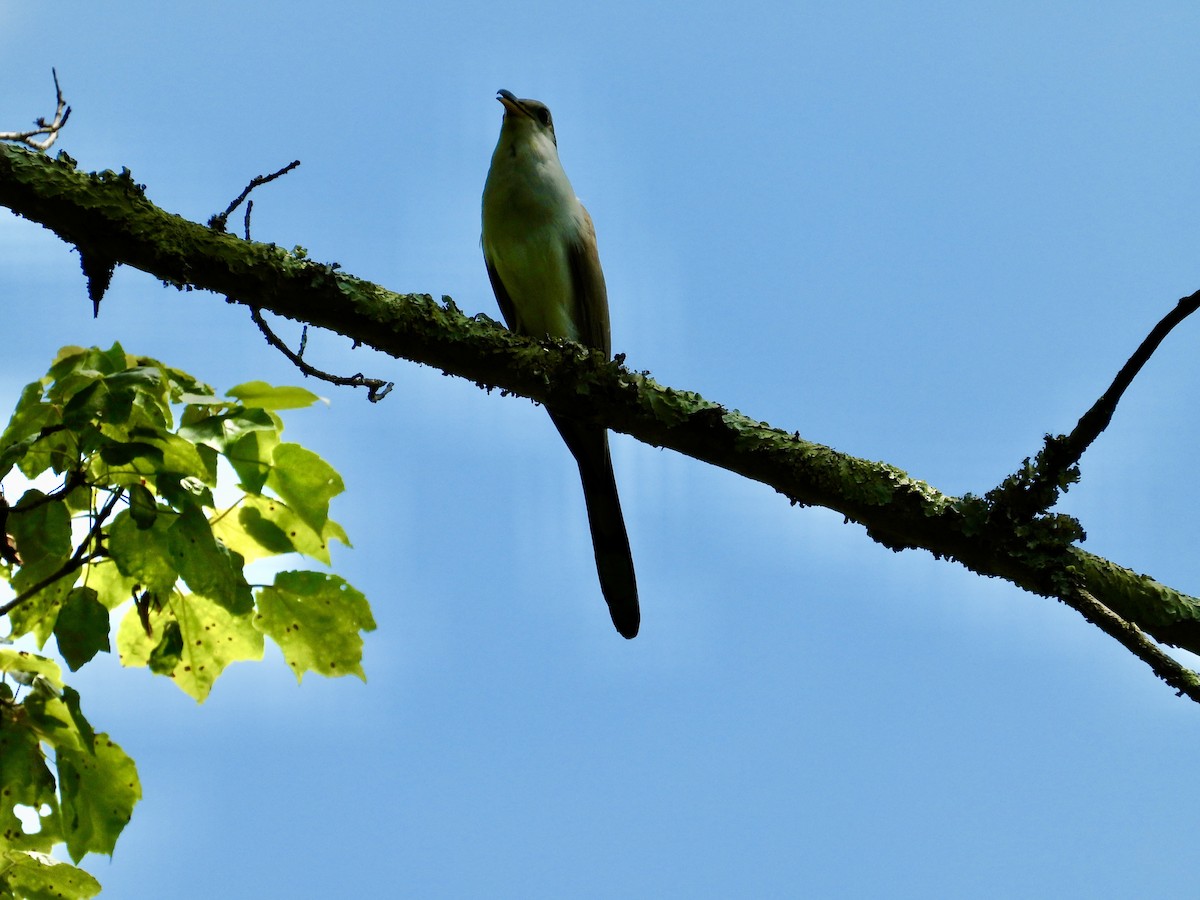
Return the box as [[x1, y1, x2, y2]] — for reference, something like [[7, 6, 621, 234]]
[[0, 345, 374, 897]]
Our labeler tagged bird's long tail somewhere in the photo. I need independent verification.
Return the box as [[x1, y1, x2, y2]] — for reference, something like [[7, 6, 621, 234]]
[[550, 413, 640, 639]]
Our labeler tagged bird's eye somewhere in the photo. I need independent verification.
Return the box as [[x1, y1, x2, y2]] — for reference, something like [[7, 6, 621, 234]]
[[537, 108, 552, 127]]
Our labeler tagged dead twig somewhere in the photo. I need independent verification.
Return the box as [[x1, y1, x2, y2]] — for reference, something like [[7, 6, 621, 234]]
[[208, 159, 301, 233], [249, 308, 394, 402], [0, 69, 71, 151]]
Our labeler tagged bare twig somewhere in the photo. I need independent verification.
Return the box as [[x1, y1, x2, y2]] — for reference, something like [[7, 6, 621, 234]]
[[0, 488, 122, 617], [208, 159, 300, 233], [0, 69, 71, 151], [1065, 289, 1200, 461], [249, 307, 394, 402], [1003, 289, 1200, 516]]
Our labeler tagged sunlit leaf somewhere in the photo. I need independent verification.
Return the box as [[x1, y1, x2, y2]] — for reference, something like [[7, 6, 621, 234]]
[[116, 593, 264, 702], [0, 850, 102, 899], [226, 381, 321, 410], [266, 443, 343, 534], [57, 733, 141, 862], [168, 506, 252, 614], [255, 571, 376, 682]]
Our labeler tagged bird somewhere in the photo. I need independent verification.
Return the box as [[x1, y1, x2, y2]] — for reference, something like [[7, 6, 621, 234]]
[[481, 89, 640, 639]]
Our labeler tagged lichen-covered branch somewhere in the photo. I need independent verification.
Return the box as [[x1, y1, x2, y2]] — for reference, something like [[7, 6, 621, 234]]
[[2, 143, 1199, 690]]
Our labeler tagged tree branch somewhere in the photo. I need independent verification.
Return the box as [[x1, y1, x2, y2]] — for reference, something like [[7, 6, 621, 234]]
[[0, 488, 122, 618], [2, 143, 1199, 690]]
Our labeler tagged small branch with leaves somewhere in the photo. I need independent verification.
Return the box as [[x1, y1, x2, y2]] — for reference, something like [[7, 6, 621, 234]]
[[0, 487, 122, 618]]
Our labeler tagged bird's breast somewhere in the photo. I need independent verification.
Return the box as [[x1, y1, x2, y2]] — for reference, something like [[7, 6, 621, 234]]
[[482, 154, 587, 342]]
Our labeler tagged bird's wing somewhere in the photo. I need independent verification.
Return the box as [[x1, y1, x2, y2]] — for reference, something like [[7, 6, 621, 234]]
[[484, 249, 520, 333], [567, 206, 612, 358]]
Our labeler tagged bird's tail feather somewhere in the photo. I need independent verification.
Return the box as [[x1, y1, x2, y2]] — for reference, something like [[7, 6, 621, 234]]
[[550, 414, 640, 639]]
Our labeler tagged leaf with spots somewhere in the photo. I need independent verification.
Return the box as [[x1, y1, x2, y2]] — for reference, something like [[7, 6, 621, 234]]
[[255, 571, 376, 682], [115, 592, 264, 702], [56, 734, 141, 862], [0, 850, 102, 899], [211, 493, 348, 565]]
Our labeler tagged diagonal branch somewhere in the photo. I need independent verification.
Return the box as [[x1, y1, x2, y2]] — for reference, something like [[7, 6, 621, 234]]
[[2, 142, 1200, 695], [1069, 585, 1200, 702], [1005, 290, 1200, 515], [1063, 290, 1200, 464]]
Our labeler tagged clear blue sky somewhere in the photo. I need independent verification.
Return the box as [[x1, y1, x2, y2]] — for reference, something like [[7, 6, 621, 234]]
[[3, 3, 1200, 897]]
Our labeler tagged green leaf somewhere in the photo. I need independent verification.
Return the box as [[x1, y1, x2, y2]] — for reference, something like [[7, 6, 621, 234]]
[[5, 493, 75, 644], [96, 440, 163, 469], [53, 588, 112, 671], [0, 649, 64, 686], [155, 473, 213, 511], [57, 733, 141, 862], [177, 407, 277, 453], [0, 382, 59, 479], [116, 592, 264, 702], [265, 442, 343, 534], [210, 494, 348, 565], [255, 571, 376, 682], [79, 559, 140, 612], [0, 850, 102, 899], [107, 509, 178, 595], [7, 492, 72, 574], [127, 483, 157, 529], [226, 381, 321, 410], [60, 688, 97, 754], [0, 692, 60, 855], [147, 620, 182, 675], [223, 426, 279, 494], [168, 505, 252, 614]]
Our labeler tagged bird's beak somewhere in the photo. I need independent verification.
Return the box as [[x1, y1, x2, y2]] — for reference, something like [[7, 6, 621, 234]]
[[496, 89, 528, 118]]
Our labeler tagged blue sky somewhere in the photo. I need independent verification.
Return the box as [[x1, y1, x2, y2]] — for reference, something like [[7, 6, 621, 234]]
[[3, 2, 1200, 896]]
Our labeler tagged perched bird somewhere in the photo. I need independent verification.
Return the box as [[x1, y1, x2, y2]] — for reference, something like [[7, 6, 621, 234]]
[[481, 89, 640, 639]]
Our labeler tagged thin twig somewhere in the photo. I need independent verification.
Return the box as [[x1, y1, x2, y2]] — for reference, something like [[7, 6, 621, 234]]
[[0, 69, 71, 151], [1070, 586, 1200, 702], [0, 488, 122, 617], [1032, 290, 1200, 494], [208, 159, 301, 233], [8, 470, 87, 514], [1064, 290, 1200, 463], [249, 307, 394, 402]]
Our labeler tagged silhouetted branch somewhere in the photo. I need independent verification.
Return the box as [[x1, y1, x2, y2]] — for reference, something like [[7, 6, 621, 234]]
[[208, 159, 300, 233], [1010, 290, 1200, 516], [0, 488, 122, 617], [249, 307, 394, 402]]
